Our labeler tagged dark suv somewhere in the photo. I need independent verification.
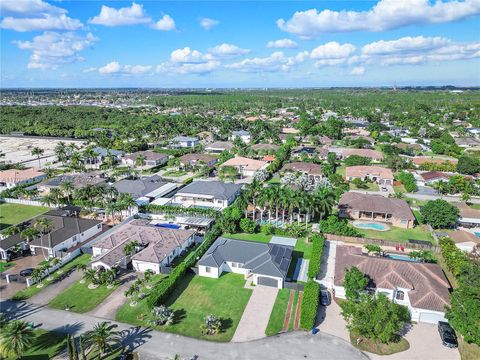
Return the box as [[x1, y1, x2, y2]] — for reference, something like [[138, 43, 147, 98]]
[[438, 321, 458, 348]]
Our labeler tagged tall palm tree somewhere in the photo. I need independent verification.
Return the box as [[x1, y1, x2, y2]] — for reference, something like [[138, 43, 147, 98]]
[[85, 321, 121, 357], [314, 186, 336, 221], [60, 180, 75, 204], [49, 188, 64, 205], [33, 217, 53, 260], [117, 193, 136, 217], [54, 142, 67, 166], [83, 268, 98, 285], [135, 154, 146, 167], [0, 320, 35, 359], [21, 227, 39, 243], [31, 147, 44, 168]]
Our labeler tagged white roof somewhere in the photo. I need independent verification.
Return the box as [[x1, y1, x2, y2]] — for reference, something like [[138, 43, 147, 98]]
[[270, 236, 297, 247]]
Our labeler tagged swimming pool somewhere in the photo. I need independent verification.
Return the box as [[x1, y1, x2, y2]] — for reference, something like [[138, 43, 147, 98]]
[[353, 222, 389, 231], [155, 223, 181, 229], [475, 232, 480, 238], [386, 253, 420, 262]]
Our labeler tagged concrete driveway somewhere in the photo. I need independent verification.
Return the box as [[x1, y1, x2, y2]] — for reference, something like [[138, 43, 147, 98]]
[[316, 298, 349, 341], [232, 285, 278, 342]]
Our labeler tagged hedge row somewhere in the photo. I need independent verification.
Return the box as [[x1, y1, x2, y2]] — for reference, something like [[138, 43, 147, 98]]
[[300, 280, 320, 329], [140, 204, 220, 218], [146, 224, 222, 308], [307, 234, 325, 279], [439, 237, 471, 277]]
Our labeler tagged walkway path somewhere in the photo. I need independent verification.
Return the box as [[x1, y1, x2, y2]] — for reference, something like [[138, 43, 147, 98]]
[[317, 240, 337, 289], [29, 269, 82, 305], [283, 290, 295, 331], [232, 285, 278, 342], [2, 299, 368, 360]]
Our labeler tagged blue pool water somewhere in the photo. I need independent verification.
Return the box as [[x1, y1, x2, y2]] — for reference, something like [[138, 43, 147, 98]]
[[386, 254, 420, 262], [155, 223, 181, 229], [475, 232, 480, 238], [354, 222, 388, 231]]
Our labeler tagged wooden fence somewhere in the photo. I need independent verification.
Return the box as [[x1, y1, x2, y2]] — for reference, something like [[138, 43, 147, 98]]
[[324, 233, 439, 252]]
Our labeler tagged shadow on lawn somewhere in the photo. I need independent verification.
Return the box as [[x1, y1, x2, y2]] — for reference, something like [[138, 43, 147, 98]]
[[29, 330, 67, 355], [220, 318, 233, 334], [172, 308, 187, 325]]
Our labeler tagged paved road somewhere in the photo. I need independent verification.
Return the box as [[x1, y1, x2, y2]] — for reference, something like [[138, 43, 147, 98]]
[[232, 285, 277, 342], [1, 300, 368, 360]]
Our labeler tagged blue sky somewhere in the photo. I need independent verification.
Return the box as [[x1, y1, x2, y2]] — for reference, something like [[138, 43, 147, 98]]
[[1, 0, 479, 88]]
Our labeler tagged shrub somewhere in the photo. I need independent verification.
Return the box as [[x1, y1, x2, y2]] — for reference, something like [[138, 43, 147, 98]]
[[300, 281, 320, 329], [239, 218, 257, 234], [261, 224, 275, 235], [307, 235, 325, 279], [396, 172, 418, 193], [420, 199, 459, 229], [320, 215, 362, 237], [344, 155, 371, 166]]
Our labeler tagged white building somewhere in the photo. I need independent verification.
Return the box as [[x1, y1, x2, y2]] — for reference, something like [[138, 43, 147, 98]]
[[230, 130, 251, 144], [172, 180, 242, 210]]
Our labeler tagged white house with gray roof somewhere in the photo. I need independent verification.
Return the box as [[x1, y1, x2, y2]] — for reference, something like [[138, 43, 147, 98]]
[[198, 237, 293, 288], [113, 175, 177, 205], [172, 180, 242, 210], [170, 136, 199, 148]]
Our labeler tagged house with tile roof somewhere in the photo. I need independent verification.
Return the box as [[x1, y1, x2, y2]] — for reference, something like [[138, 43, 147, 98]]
[[220, 156, 268, 178], [0, 168, 46, 190], [334, 245, 451, 324], [345, 165, 394, 185], [198, 237, 293, 288], [453, 202, 480, 227], [280, 161, 323, 183]]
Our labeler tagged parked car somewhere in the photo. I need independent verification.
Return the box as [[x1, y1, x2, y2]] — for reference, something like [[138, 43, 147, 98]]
[[438, 321, 458, 348], [320, 290, 331, 306], [19, 268, 34, 277], [381, 186, 388, 192]]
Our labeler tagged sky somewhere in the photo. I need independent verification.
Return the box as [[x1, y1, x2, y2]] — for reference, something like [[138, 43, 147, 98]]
[[1, 0, 479, 88]]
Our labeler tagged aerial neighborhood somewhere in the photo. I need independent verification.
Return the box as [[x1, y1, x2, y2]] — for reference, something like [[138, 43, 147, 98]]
[[0, 88, 478, 360]]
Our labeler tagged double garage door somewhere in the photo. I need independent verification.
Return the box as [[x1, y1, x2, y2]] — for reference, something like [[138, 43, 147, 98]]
[[419, 312, 446, 324], [257, 276, 280, 288]]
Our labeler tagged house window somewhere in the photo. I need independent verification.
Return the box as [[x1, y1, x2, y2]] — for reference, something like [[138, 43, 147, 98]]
[[231, 262, 242, 268], [97, 224, 102, 229], [396, 290, 405, 301], [205, 266, 211, 273]]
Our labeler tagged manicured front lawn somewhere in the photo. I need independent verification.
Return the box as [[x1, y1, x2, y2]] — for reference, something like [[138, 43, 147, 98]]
[[265, 288, 290, 336], [355, 225, 434, 243], [117, 273, 252, 342], [162, 169, 188, 177], [0, 203, 50, 230], [350, 331, 410, 355], [350, 182, 380, 191], [12, 254, 92, 300], [3, 329, 67, 360], [49, 280, 119, 313], [469, 204, 480, 210], [0, 261, 15, 273]]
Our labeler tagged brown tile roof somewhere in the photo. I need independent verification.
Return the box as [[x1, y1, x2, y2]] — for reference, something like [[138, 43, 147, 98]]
[[124, 151, 168, 162], [339, 192, 415, 221], [345, 166, 393, 180], [448, 230, 480, 244], [281, 162, 322, 176], [179, 153, 217, 165], [420, 171, 450, 181], [251, 143, 280, 151], [341, 149, 384, 160], [412, 156, 458, 165], [334, 245, 451, 312], [205, 141, 234, 151], [0, 168, 45, 183], [453, 202, 480, 220], [221, 156, 267, 171]]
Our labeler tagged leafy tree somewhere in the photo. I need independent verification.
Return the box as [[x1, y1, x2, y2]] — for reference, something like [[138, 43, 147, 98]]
[[343, 266, 369, 301], [456, 155, 480, 175], [218, 165, 239, 182], [385, 155, 408, 172], [351, 178, 368, 189], [319, 215, 361, 237], [344, 155, 371, 166], [420, 199, 459, 229], [239, 218, 256, 233], [396, 172, 417, 193], [364, 244, 382, 256], [446, 283, 480, 345], [408, 250, 436, 263], [0, 320, 35, 359], [340, 293, 411, 344]]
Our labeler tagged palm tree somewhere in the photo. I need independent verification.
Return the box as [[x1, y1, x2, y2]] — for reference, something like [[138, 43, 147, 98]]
[[60, 180, 75, 204], [135, 154, 146, 167], [200, 314, 222, 335], [49, 188, 64, 206], [31, 147, 44, 168], [33, 217, 53, 260], [117, 193, 136, 218], [54, 141, 68, 166], [2, 225, 21, 237], [123, 240, 140, 256], [0, 320, 35, 359], [314, 186, 336, 221], [84, 321, 121, 357], [83, 268, 98, 285]]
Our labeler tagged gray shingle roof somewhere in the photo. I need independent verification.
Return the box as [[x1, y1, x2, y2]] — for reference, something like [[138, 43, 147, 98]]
[[113, 175, 171, 198], [198, 237, 293, 278], [176, 180, 242, 200]]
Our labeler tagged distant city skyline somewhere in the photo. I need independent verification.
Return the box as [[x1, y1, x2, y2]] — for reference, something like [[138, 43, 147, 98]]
[[1, 0, 479, 88]]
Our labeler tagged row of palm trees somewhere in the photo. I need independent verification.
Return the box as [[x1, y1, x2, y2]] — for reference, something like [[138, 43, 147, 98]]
[[239, 179, 336, 226]]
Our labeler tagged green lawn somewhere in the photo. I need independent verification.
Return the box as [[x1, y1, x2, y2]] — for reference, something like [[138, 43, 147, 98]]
[[393, 184, 406, 193], [265, 288, 290, 336], [223, 232, 272, 243], [3, 329, 67, 360], [162, 169, 188, 177], [356, 225, 434, 243], [0, 203, 50, 230], [0, 261, 15, 273], [49, 280, 119, 313], [350, 182, 380, 191], [117, 273, 252, 342], [12, 254, 92, 300], [288, 291, 299, 331], [469, 204, 480, 210], [336, 165, 346, 177], [267, 176, 281, 185]]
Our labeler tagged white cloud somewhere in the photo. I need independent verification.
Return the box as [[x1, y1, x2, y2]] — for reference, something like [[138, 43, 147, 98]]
[[170, 47, 211, 63], [83, 67, 97, 73], [89, 2, 151, 26], [266, 38, 298, 49], [208, 43, 250, 58], [310, 42, 355, 67], [277, 0, 480, 38], [227, 51, 307, 72], [199, 17, 219, 30], [156, 60, 220, 74], [99, 61, 153, 75], [152, 14, 176, 31], [1, 14, 83, 32], [14, 31, 98, 69], [0, 0, 66, 16], [360, 36, 480, 66], [350, 66, 365, 75]]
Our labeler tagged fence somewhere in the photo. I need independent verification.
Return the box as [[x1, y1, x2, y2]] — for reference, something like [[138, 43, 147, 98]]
[[24, 251, 81, 287], [1, 198, 55, 207], [324, 233, 439, 252]]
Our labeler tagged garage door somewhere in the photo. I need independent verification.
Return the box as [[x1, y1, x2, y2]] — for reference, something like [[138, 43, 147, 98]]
[[419, 312, 446, 324], [257, 276, 279, 288]]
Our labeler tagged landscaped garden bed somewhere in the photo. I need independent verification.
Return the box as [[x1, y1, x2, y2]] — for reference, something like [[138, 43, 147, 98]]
[[349, 331, 410, 355]]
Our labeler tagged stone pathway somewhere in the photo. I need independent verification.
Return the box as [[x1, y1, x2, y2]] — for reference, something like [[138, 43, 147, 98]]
[[231, 285, 278, 342]]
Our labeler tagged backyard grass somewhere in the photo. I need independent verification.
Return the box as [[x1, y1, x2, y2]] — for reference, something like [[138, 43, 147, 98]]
[[116, 273, 252, 342], [12, 254, 92, 300], [3, 329, 67, 360], [267, 176, 281, 185], [288, 291, 299, 331], [393, 184, 406, 193], [336, 165, 346, 177], [350, 331, 410, 355], [349, 182, 380, 191], [162, 169, 188, 177], [0, 261, 15, 273], [49, 280, 119, 313], [0, 203, 50, 230], [265, 288, 291, 336], [223, 232, 272, 243], [355, 225, 434, 243], [469, 204, 480, 210], [458, 337, 480, 360]]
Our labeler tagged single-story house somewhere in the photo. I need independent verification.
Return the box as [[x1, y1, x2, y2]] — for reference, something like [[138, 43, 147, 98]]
[[91, 147, 124, 163], [454, 202, 480, 227], [447, 230, 480, 252], [345, 166, 394, 186], [251, 143, 280, 152], [205, 141, 234, 154], [280, 162, 323, 182], [230, 130, 251, 144], [198, 237, 293, 288], [122, 151, 169, 168], [334, 245, 451, 324], [91, 219, 195, 273], [338, 192, 415, 228], [0, 168, 46, 190], [418, 171, 450, 186], [172, 180, 242, 210], [220, 156, 268, 178], [170, 136, 199, 148], [113, 175, 177, 205], [38, 172, 106, 194], [291, 146, 322, 159], [455, 137, 480, 148], [338, 149, 385, 162], [281, 127, 300, 135], [411, 156, 458, 167], [179, 154, 217, 168]]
